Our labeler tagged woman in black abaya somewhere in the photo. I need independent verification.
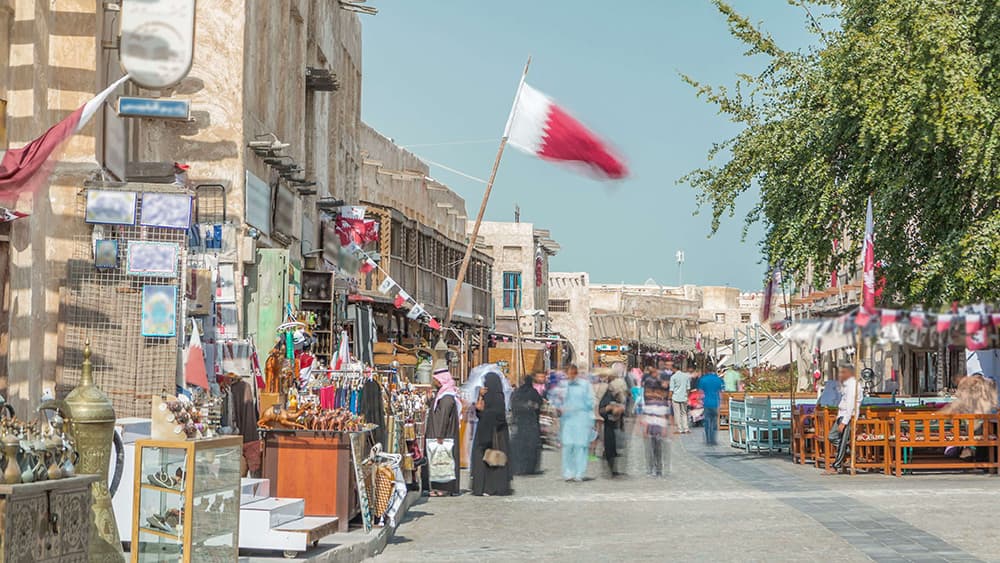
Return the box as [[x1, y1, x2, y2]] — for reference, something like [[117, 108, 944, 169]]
[[471, 373, 513, 496], [510, 374, 544, 475]]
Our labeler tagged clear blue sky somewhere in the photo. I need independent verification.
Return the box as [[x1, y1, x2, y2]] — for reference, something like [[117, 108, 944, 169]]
[[360, 1, 819, 291]]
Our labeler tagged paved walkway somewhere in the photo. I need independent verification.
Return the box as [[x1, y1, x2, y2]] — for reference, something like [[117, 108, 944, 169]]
[[376, 428, 1000, 562]]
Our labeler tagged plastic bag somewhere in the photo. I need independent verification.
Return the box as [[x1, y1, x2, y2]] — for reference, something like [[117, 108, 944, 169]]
[[427, 439, 456, 482]]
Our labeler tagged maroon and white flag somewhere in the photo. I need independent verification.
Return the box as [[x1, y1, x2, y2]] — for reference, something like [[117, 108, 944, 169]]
[[0, 75, 130, 200], [505, 82, 627, 180], [861, 197, 876, 313], [910, 311, 926, 329], [936, 314, 953, 333]]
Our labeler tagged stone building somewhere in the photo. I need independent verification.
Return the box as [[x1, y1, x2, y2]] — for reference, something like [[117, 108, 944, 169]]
[[0, 1, 363, 415], [473, 220, 559, 336], [356, 125, 492, 376]]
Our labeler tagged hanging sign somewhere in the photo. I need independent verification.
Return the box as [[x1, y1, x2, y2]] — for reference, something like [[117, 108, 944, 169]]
[[118, 97, 190, 120], [120, 0, 197, 89]]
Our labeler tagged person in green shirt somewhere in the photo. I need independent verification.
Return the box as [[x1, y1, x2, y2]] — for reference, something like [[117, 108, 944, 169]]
[[723, 366, 743, 392]]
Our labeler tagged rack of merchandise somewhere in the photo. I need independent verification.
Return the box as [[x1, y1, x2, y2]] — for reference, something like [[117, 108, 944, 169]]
[[130, 436, 243, 563], [300, 270, 337, 361]]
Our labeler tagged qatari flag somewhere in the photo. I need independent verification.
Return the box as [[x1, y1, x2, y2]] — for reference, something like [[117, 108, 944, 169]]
[[505, 82, 627, 180], [0, 75, 130, 199]]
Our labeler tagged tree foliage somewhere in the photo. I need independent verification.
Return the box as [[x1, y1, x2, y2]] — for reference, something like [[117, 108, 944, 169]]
[[682, 0, 1000, 306]]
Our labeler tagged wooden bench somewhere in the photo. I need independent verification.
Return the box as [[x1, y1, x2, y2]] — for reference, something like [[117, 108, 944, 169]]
[[890, 412, 1000, 477], [745, 397, 792, 454]]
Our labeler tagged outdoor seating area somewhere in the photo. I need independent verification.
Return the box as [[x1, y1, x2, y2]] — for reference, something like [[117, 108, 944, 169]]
[[780, 400, 1000, 477]]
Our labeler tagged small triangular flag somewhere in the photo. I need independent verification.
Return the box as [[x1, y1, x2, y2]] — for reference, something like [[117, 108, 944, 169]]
[[407, 304, 425, 320], [428, 318, 441, 331], [377, 276, 395, 295], [394, 290, 410, 309]]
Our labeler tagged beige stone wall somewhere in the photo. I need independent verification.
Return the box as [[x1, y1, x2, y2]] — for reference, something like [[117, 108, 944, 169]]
[[549, 272, 591, 368], [3, 0, 103, 414], [359, 124, 468, 242]]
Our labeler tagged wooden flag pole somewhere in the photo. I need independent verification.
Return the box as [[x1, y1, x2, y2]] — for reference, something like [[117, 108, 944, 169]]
[[849, 323, 863, 476], [444, 56, 531, 327]]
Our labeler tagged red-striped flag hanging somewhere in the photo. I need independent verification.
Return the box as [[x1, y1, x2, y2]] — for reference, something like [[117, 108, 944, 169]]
[[861, 197, 876, 313], [910, 311, 926, 329], [936, 314, 953, 333]]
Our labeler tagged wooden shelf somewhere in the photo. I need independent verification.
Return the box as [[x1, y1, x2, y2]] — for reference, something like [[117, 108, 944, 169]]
[[138, 526, 182, 541], [140, 483, 184, 496]]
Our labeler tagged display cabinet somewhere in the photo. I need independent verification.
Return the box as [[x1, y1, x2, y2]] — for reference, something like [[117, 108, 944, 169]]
[[131, 436, 242, 563]]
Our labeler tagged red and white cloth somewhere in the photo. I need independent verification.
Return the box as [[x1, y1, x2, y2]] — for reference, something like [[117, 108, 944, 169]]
[[0, 75, 130, 201], [504, 82, 627, 180], [861, 197, 876, 313]]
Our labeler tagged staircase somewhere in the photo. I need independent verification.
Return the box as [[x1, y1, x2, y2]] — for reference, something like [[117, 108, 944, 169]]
[[239, 478, 339, 558]]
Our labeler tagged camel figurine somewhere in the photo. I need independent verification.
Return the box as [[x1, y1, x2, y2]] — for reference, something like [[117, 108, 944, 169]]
[[257, 405, 308, 430]]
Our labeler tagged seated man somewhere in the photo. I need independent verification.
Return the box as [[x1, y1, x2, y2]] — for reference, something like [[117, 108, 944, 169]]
[[827, 362, 860, 474]]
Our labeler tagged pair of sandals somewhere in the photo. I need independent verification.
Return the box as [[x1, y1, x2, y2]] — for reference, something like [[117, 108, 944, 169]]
[[146, 508, 181, 534]]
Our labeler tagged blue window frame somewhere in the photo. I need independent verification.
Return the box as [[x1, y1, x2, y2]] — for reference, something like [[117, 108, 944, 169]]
[[502, 271, 522, 310]]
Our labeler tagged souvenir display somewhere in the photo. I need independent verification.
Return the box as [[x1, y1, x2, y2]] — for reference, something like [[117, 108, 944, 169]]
[[256, 403, 373, 433], [132, 437, 242, 562], [0, 403, 78, 484], [155, 392, 222, 439]]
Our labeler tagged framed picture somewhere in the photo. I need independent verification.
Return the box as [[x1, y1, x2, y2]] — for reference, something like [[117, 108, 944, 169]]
[[85, 190, 137, 225], [141, 285, 177, 337], [216, 263, 236, 303], [94, 240, 119, 269], [127, 242, 179, 277], [216, 303, 239, 337], [140, 192, 193, 229]]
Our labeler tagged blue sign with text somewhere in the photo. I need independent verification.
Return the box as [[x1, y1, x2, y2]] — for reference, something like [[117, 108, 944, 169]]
[[117, 97, 190, 120]]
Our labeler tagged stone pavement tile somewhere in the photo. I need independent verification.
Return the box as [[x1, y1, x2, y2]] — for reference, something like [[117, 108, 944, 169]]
[[378, 432, 873, 562]]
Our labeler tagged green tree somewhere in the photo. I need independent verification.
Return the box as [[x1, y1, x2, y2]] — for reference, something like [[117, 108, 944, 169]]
[[683, 0, 1000, 306]]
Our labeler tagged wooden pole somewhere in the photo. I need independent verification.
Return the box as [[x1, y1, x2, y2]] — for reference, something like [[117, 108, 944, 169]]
[[850, 326, 863, 476], [444, 57, 532, 327]]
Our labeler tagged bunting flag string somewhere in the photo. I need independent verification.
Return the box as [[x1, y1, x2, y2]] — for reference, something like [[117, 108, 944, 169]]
[[330, 205, 442, 331], [789, 304, 1000, 350]]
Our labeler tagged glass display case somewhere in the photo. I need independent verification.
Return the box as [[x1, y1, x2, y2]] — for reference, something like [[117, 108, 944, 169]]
[[131, 436, 242, 563]]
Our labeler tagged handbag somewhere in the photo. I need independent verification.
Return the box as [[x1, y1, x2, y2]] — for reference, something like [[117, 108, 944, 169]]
[[483, 428, 507, 467], [428, 439, 456, 482]]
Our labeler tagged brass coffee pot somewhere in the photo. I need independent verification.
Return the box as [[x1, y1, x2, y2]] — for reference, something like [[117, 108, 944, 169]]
[[40, 342, 124, 562]]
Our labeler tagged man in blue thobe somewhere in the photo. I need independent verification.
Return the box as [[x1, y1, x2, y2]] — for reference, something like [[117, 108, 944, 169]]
[[558, 364, 594, 481]]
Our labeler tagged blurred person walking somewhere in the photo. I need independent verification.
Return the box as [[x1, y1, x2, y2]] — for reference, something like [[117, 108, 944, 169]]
[[641, 374, 670, 476], [557, 365, 594, 482], [510, 373, 545, 475], [697, 369, 725, 446], [425, 367, 461, 496], [599, 374, 628, 477], [471, 374, 513, 496], [670, 366, 692, 434]]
